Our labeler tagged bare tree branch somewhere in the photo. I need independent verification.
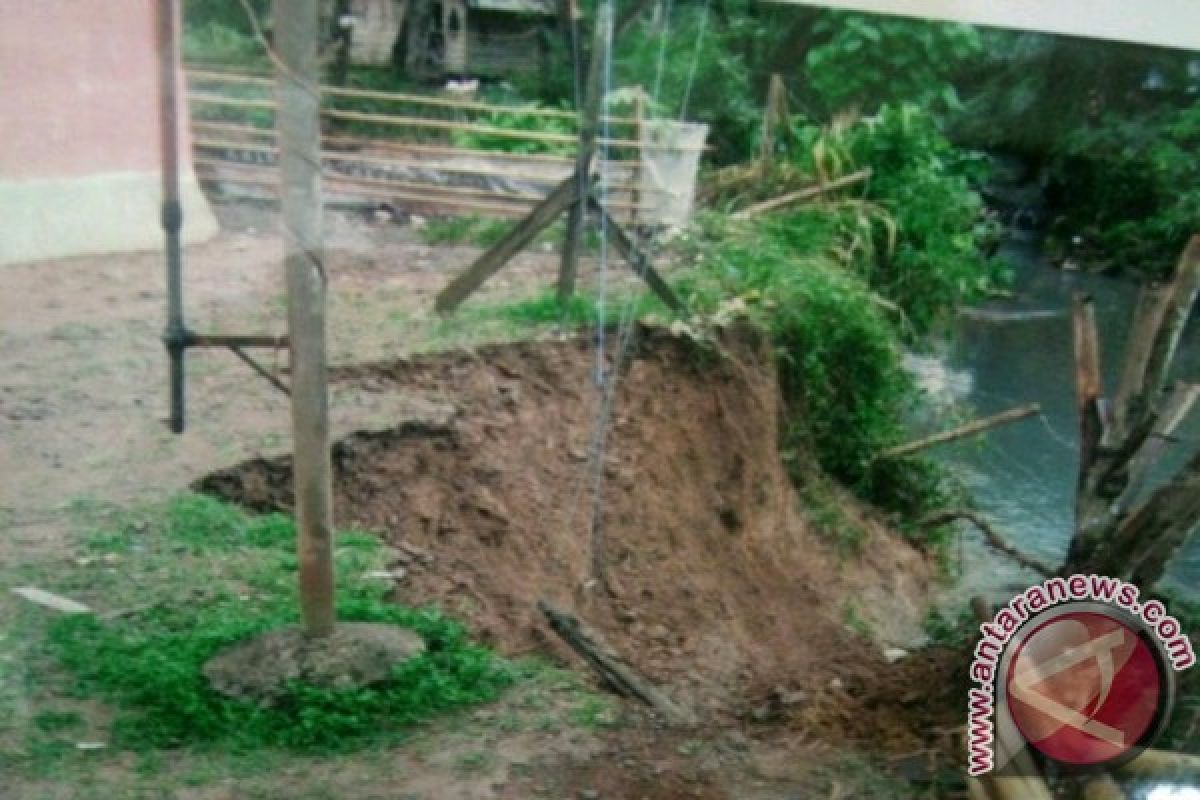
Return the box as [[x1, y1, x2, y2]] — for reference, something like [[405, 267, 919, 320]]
[[920, 509, 1055, 577]]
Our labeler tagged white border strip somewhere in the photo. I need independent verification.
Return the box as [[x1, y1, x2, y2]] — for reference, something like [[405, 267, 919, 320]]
[[761, 1, 1200, 51]]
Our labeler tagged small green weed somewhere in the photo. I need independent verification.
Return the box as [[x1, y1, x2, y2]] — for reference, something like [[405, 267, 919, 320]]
[[419, 216, 519, 248]]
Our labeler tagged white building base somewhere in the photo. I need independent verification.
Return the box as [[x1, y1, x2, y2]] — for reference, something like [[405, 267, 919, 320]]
[[0, 171, 219, 266]]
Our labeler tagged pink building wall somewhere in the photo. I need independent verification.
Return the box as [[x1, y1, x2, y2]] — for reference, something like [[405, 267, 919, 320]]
[[0, 0, 217, 264]]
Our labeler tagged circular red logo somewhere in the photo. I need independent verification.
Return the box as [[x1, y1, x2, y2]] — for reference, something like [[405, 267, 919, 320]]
[[1005, 610, 1163, 766]]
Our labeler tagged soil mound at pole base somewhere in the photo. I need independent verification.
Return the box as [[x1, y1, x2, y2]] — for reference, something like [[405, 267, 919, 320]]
[[197, 325, 946, 746]]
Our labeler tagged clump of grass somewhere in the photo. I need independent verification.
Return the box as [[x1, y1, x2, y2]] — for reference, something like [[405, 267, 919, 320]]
[[419, 216, 519, 248], [38, 494, 515, 753]]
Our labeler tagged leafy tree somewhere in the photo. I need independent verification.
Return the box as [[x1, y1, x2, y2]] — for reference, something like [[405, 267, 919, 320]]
[[801, 12, 982, 118]]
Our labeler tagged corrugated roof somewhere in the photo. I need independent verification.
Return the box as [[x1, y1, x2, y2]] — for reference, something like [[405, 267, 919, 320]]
[[467, 0, 557, 16]]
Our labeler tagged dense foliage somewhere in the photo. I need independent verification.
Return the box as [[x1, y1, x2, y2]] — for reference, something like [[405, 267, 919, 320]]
[[1046, 103, 1200, 276], [675, 104, 995, 515]]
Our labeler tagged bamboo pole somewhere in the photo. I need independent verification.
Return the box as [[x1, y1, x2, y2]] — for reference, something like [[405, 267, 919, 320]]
[[879, 403, 1040, 459], [276, 0, 336, 638], [731, 168, 872, 219]]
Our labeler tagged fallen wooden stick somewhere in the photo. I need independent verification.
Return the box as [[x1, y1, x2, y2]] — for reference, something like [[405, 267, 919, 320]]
[[880, 403, 1040, 460], [923, 509, 1055, 577], [538, 599, 696, 727], [731, 168, 872, 220]]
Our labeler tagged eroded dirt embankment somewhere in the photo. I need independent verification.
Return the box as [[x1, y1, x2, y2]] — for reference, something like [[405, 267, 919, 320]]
[[198, 325, 961, 753]]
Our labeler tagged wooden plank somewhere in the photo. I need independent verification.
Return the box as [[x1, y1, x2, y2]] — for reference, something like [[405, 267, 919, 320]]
[[187, 66, 642, 125], [435, 174, 581, 312], [196, 158, 656, 211], [192, 119, 643, 165], [189, 92, 704, 151], [323, 108, 676, 151], [276, 0, 336, 637], [195, 138, 652, 190], [589, 197, 682, 311]]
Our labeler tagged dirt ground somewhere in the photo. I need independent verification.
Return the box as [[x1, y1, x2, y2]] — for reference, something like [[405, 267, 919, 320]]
[[0, 202, 571, 562], [1, 201, 965, 798]]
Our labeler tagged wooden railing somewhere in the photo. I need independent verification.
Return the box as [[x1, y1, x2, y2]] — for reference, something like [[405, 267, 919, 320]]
[[185, 67, 704, 220]]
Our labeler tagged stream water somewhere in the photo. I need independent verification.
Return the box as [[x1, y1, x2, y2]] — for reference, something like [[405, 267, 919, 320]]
[[922, 236, 1200, 608]]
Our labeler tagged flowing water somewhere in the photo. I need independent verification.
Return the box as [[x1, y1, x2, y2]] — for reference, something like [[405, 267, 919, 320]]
[[922, 237, 1200, 607]]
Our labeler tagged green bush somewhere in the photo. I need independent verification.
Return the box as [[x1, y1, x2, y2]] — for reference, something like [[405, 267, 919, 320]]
[[775, 104, 1001, 334], [843, 104, 1000, 332]]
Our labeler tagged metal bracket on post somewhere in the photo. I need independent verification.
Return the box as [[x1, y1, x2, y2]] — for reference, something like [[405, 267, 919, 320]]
[[156, 0, 290, 433]]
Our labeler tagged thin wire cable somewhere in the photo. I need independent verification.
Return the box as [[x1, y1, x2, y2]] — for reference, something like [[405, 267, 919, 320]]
[[678, 0, 712, 121], [586, 0, 617, 580], [650, 0, 674, 105]]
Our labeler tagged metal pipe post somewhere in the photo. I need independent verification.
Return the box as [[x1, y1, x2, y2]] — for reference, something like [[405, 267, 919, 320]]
[[157, 0, 187, 433]]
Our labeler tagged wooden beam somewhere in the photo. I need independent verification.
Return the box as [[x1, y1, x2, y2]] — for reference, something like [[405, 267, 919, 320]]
[[879, 403, 1039, 460], [435, 174, 580, 312], [589, 197, 682, 311], [276, 0, 336, 637], [559, 0, 613, 301]]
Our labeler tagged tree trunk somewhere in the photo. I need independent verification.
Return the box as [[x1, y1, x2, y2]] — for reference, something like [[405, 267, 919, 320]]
[[1064, 236, 1200, 586]]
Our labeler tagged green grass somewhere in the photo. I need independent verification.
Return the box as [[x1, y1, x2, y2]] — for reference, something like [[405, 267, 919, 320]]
[[15, 494, 516, 755], [419, 216, 525, 248], [417, 214, 602, 252]]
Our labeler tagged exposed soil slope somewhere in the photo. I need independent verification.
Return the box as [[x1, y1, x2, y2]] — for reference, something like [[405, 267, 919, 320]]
[[198, 325, 946, 745]]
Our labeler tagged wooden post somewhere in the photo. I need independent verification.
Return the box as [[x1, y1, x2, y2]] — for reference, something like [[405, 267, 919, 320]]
[[558, 0, 613, 302], [760, 73, 788, 166], [276, 0, 336, 637], [436, 174, 580, 312]]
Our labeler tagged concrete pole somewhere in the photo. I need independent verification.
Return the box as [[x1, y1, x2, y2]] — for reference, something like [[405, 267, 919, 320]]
[[275, 0, 336, 636]]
